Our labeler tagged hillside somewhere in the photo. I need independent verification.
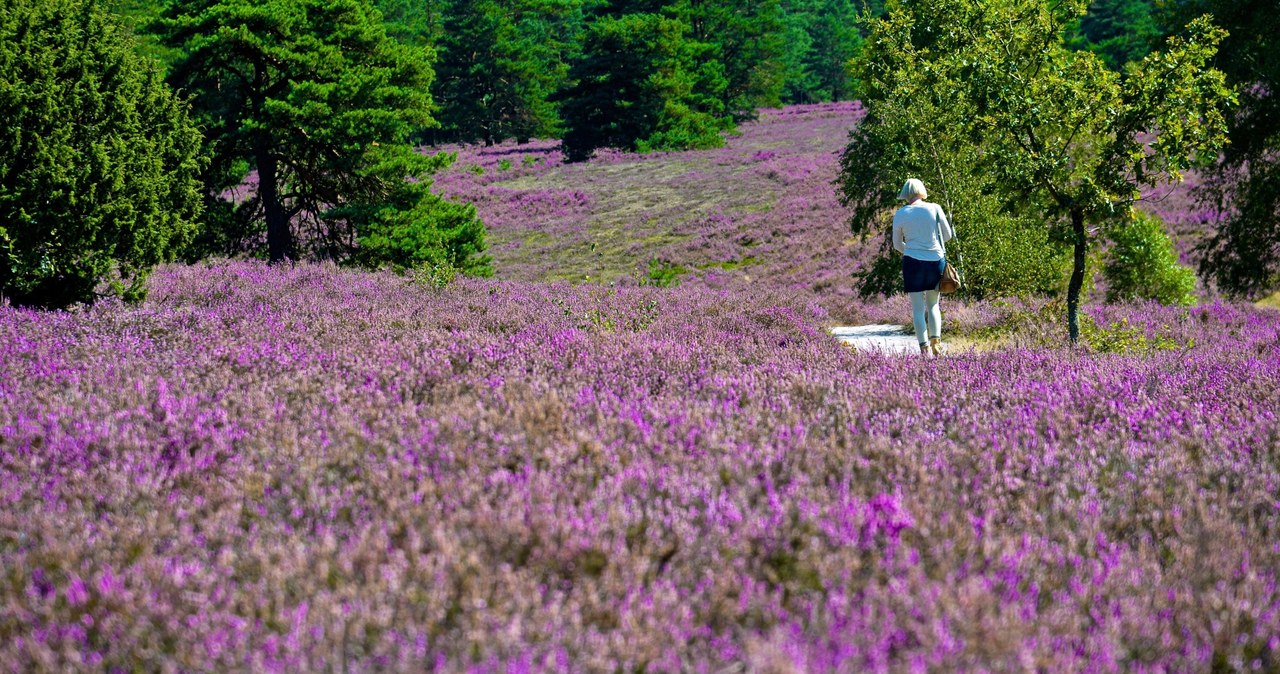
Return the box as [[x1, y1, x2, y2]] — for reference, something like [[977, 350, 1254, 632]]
[[436, 104, 868, 313], [436, 102, 1211, 323]]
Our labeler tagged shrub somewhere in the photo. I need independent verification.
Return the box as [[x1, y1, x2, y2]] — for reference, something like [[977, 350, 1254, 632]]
[[0, 0, 203, 308], [1103, 210, 1197, 305]]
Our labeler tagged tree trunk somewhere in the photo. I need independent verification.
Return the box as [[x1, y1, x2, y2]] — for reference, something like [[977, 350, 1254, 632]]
[[258, 141, 292, 263], [1067, 207, 1086, 345]]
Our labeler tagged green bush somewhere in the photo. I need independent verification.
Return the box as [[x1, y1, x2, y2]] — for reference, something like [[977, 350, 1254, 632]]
[[643, 258, 686, 287], [0, 0, 203, 308], [1081, 315, 1187, 353], [1103, 210, 1197, 305]]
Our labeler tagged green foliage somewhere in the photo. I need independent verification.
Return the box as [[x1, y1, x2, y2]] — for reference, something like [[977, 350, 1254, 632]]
[[373, 0, 446, 46], [967, 299, 1189, 352], [1103, 210, 1197, 305], [103, 0, 181, 65], [330, 148, 492, 275], [669, 0, 788, 119], [435, 0, 580, 145], [558, 12, 732, 161], [410, 257, 460, 291], [1164, 0, 1280, 299], [643, 258, 686, 287], [840, 0, 1232, 343], [0, 0, 203, 308], [153, 0, 489, 275], [1081, 315, 1186, 353], [1065, 0, 1160, 69], [779, 0, 866, 104]]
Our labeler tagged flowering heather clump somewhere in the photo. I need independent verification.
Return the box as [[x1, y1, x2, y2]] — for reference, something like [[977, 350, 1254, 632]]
[[2, 260, 1278, 671]]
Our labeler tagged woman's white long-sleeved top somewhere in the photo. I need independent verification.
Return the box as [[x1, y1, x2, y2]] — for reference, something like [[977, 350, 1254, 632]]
[[892, 201, 953, 262]]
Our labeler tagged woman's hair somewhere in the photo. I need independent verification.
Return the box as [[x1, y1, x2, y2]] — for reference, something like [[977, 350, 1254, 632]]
[[898, 178, 928, 201]]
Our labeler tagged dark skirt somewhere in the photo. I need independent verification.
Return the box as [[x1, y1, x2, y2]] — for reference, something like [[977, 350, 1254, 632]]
[[902, 255, 946, 293]]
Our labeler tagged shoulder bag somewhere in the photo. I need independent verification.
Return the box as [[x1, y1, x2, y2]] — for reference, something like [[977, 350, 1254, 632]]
[[937, 207, 961, 294]]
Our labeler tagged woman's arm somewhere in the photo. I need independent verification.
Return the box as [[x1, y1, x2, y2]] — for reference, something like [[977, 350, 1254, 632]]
[[891, 212, 906, 254]]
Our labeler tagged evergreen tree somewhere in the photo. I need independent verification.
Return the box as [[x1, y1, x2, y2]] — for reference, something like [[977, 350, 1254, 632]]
[[374, 0, 447, 46], [778, 4, 821, 103], [435, 0, 579, 145], [779, 0, 868, 104], [104, 0, 180, 65], [671, 0, 787, 118], [1066, 0, 1160, 69], [558, 12, 731, 161], [0, 0, 204, 308], [804, 0, 860, 101], [152, 0, 489, 274]]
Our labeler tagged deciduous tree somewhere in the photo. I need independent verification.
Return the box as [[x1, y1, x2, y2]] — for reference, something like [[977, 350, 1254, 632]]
[[840, 0, 1232, 342], [1161, 0, 1280, 298]]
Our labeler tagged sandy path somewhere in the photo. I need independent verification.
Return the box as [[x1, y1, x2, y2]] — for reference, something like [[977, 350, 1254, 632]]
[[829, 324, 921, 356]]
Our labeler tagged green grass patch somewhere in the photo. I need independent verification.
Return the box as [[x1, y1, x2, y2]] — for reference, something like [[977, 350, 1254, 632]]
[[699, 256, 760, 272], [1257, 291, 1280, 311]]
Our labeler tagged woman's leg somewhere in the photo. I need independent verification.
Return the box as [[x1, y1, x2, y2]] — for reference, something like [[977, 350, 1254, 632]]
[[923, 289, 942, 339], [909, 291, 929, 346]]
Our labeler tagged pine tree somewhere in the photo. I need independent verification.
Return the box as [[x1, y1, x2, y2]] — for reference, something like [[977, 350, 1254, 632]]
[[374, 0, 447, 46], [779, 0, 867, 104], [0, 0, 204, 308], [153, 0, 490, 274], [1066, 0, 1160, 69], [435, 0, 578, 145], [671, 0, 787, 118], [558, 12, 731, 161]]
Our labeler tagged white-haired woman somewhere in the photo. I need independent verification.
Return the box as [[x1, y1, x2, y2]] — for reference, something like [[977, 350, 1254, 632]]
[[893, 178, 953, 357]]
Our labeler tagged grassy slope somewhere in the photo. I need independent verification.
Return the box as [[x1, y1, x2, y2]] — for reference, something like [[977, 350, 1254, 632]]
[[434, 103, 877, 321]]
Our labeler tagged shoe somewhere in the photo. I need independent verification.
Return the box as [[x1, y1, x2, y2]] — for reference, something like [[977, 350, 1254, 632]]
[[919, 343, 931, 357], [929, 337, 942, 357]]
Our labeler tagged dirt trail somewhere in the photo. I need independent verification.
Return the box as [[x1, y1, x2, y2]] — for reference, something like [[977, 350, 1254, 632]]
[[830, 324, 921, 355]]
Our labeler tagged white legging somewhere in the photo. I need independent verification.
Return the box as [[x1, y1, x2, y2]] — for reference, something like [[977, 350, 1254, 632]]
[[909, 290, 942, 345]]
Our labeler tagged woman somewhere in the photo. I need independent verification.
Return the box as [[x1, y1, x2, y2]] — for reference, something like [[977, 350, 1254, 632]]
[[892, 178, 953, 357]]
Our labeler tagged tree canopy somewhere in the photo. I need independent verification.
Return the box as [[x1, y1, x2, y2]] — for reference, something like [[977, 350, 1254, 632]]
[[1065, 0, 1160, 69], [671, 0, 788, 119], [1162, 0, 1280, 298], [779, 0, 866, 104], [558, 12, 732, 161], [0, 0, 204, 308], [434, 0, 579, 145], [153, 0, 489, 274], [840, 0, 1233, 342]]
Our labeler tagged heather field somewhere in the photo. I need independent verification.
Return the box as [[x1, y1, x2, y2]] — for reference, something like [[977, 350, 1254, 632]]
[[433, 102, 879, 323], [3, 105, 1280, 672]]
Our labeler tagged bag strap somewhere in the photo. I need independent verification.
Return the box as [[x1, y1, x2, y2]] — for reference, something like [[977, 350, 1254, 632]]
[[935, 205, 947, 258]]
